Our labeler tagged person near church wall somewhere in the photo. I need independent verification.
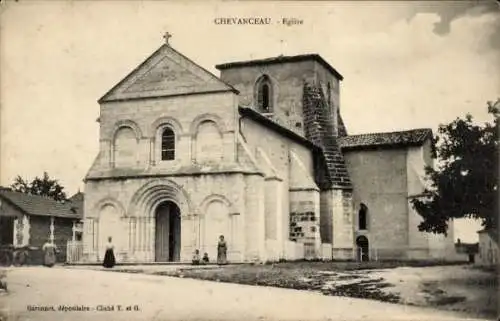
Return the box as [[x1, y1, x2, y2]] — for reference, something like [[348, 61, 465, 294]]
[[192, 249, 201, 265], [102, 236, 116, 268], [42, 238, 58, 267], [202, 252, 209, 264], [217, 235, 227, 265]]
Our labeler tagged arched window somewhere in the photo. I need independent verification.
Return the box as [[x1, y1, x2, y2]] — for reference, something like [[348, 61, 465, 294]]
[[161, 128, 175, 161], [358, 203, 368, 230], [256, 75, 273, 113]]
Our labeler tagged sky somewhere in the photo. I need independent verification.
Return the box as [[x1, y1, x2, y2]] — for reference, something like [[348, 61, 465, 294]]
[[1, 1, 498, 242]]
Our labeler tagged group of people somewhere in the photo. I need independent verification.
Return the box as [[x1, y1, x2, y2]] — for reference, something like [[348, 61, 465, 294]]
[[39, 234, 228, 269], [191, 250, 210, 265], [192, 235, 228, 265], [101, 235, 229, 268]]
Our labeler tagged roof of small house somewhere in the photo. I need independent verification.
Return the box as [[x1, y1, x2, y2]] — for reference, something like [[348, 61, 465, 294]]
[[68, 191, 84, 216], [0, 188, 83, 219], [215, 54, 344, 81], [478, 228, 498, 243], [338, 128, 433, 150]]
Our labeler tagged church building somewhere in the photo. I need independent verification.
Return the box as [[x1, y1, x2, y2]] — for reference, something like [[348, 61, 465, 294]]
[[82, 37, 455, 263]]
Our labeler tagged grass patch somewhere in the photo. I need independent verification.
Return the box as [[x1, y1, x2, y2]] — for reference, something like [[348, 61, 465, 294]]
[[153, 264, 401, 304], [433, 296, 467, 306], [323, 281, 400, 303], [249, 260, 467, 272]]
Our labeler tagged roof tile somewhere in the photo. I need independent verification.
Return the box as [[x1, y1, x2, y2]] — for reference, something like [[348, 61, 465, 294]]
[[0, 189, 82, 219], [338, 129, 432, 150]]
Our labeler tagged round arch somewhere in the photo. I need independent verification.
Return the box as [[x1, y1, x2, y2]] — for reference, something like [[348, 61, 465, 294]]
[[253, 74, 278, 113], [128, 179, 194, 217], [150, 116, 183, 138], [199, 194, 236, 216], [111, 120, 143, 141], [189, 113, 226, 136], [92, 197, 126, 218]]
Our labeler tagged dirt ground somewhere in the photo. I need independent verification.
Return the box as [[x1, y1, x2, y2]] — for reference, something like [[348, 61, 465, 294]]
[[91, 262, 497, 320], [370, 265, 498, 318], [0, 266, 475, 321]]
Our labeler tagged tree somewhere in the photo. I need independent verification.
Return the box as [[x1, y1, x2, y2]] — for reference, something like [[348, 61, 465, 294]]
[[11, 172, 67, 202], [411, 99, 499, 235]]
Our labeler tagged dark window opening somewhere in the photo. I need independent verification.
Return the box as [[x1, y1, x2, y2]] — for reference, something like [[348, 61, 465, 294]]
[[161, 128, 175, 161], [358, 204, 367, 230], [261, 84, 270, 112], [256, 76, 273, 113], [0, 217, 14, 245]]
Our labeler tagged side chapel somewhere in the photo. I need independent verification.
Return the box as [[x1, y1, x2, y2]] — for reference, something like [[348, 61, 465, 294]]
[[82, 36, 455, 263]]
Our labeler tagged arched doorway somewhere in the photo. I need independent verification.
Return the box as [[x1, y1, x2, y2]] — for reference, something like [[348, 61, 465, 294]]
[[155, 201, 181, 262], [356, 235, 369, 262]]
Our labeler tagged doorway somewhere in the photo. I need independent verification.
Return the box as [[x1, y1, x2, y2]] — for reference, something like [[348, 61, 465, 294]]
[[0, 217, 14, 245], [356, 235, 369, 262], [155, 201, 181, 262]]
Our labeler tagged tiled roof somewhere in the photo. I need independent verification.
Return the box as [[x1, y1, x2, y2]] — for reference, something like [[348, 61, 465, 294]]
[[216, 54, 344, 81], [68, 192, 84, 216], [0, 188, 82, 219], [338, 128, 432, 150]]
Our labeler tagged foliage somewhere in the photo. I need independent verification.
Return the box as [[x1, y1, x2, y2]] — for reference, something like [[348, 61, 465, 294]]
[[411, 99, 499, 235], [11, 172, 67, 202]]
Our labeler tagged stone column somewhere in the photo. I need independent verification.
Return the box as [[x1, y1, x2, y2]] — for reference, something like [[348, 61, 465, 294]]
[[148, 217, 155, 262], [313, 191, 322, 259], [257, 181, 266, 263], [106, 140, 113, 168], [275, 181, 284, 260], [229, 212, 240, 262], [149, 138, 156, 166], [192, 214, 198, 249], [331, 189, 354, 260]]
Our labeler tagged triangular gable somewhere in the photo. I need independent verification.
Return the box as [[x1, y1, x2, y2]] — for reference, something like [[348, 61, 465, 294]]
[[99, 44, 237, 103]]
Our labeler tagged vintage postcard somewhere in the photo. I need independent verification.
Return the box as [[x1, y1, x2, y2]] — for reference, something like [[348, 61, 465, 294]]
[[0, 1, 498, 320]]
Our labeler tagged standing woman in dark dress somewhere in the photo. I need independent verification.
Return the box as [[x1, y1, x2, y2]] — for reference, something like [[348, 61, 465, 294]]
[[217, 235, 227, 265], [102, 236, 116, 268]]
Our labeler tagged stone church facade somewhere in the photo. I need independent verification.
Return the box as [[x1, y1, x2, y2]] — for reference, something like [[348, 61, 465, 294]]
[[82, 40, 455, 263]]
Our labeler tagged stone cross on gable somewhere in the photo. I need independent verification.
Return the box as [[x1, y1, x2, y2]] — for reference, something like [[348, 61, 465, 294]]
[[163, 32, 172, 45]]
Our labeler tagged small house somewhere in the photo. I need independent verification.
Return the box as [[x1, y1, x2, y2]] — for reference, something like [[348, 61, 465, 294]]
[[476, 228, 498, 267], [454, 238, 479, 263], [0, 188, 83, 264]]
